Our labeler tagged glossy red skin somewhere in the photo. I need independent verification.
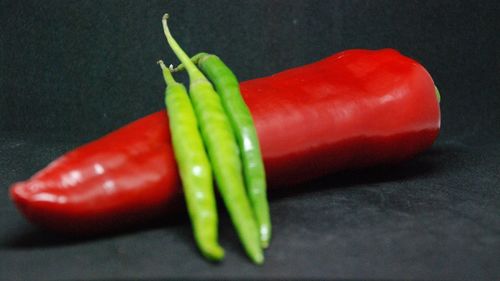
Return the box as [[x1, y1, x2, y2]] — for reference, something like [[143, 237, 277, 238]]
[[10, 49, 440, 234]]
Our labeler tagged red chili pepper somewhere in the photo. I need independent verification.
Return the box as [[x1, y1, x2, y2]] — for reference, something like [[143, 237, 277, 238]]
[[10, 49, 440, 234]]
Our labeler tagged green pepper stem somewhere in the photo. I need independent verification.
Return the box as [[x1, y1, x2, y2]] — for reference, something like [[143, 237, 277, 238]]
[[161, 14, 205, 82], [172, 52, 210, 73], [157, 60, 176, 86]]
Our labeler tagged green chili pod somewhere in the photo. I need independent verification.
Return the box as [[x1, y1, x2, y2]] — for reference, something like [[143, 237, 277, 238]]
[[174, 53, 271, 248], [161, 14, 263, 264], [158, 60, 224, 261]]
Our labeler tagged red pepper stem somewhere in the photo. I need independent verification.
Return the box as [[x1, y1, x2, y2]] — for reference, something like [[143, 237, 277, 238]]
[[435, 86, 441, 103]]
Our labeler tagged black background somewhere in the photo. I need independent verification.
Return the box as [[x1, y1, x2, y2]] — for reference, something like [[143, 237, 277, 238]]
[[1, 0, 499, 280]]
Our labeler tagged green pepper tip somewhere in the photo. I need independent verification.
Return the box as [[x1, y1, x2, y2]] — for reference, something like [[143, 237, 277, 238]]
[[202, 245, 225, 262], [252, 252, 264, 265]]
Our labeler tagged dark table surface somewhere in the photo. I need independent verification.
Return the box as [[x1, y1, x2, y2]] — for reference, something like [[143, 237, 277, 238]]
[[1, 1, 499, 280]]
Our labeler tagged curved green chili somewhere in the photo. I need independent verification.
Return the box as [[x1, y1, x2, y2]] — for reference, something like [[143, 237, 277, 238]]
[[158, 60, 224, 261], [161, 14, 263, 264], [174, 53, 271, 248]]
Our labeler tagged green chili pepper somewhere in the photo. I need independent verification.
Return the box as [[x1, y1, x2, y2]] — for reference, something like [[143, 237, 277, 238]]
[[158, 60, 224, 261], [174, 53, 271, 248], [161, 14, 264, 264]]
